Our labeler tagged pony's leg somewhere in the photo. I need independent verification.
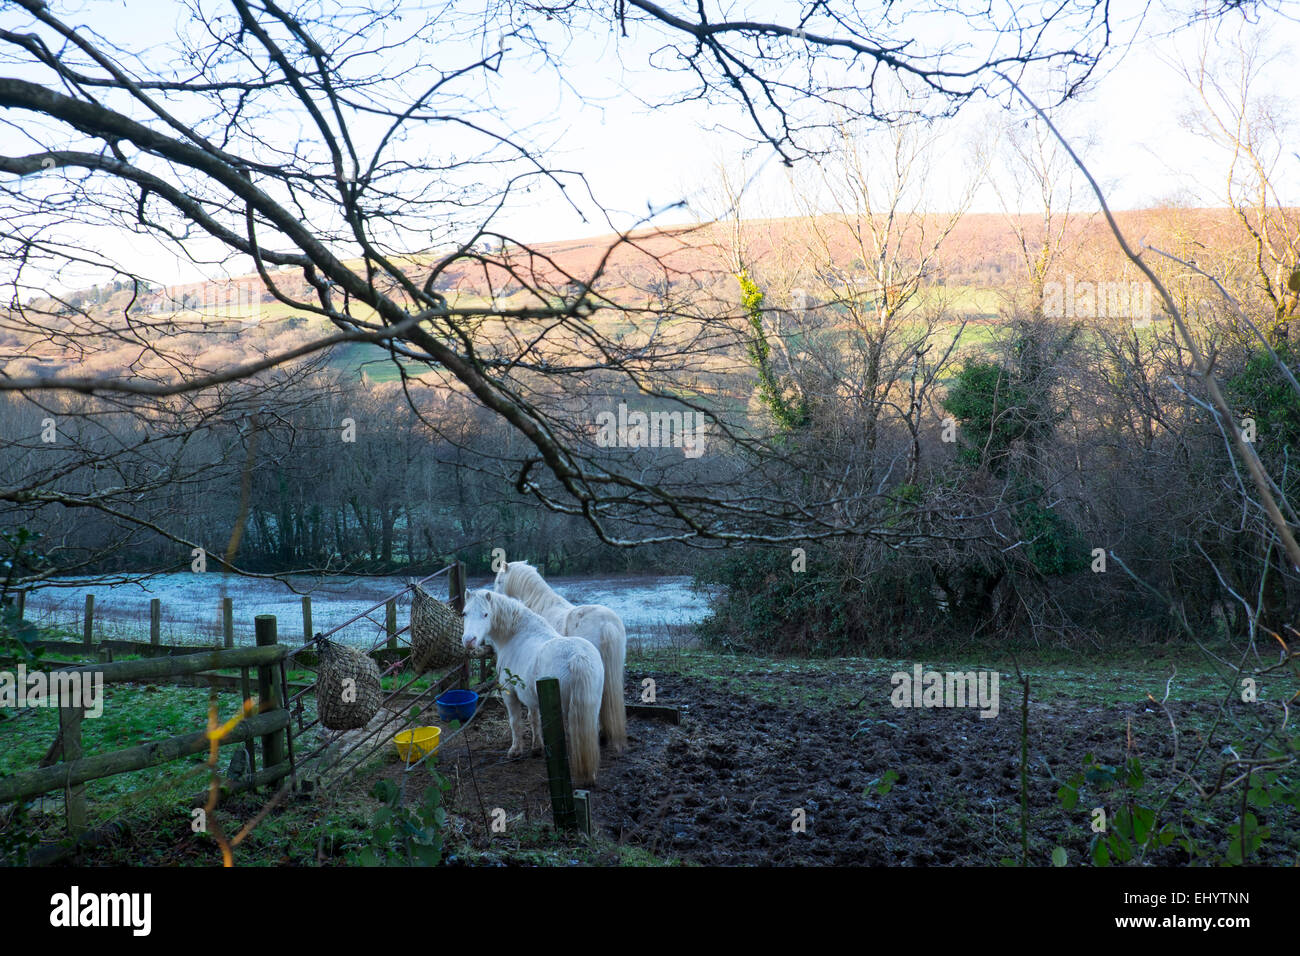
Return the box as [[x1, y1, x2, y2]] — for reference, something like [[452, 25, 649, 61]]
[[528, 706, 543, 754], [504, 690, 528, 758]]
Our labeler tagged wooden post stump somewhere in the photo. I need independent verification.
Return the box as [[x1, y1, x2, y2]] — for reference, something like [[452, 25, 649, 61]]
[[385, 599, 398, 651], [573, 789, 592, 837], [301, 595, 313, 642], [149, 598, 161, 646]]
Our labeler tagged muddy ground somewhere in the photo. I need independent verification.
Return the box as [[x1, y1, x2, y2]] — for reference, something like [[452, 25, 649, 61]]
[[414, 659, 1299, 866], [15, 651, 1296, 867]]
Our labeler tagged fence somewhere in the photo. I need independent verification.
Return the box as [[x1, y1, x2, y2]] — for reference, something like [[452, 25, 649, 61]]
[[7, 577, 474, 651], [0, 627, 292, 865], [0, 562, 495, 864], [0, 561, 608, 859]]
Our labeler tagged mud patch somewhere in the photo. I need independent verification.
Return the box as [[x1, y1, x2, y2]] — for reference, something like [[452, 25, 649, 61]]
[[423, 668, 1298, 866]]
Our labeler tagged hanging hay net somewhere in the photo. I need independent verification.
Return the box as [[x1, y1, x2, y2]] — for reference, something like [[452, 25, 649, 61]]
[[314, 634, 383, 730], [409, 580, 465, 673]]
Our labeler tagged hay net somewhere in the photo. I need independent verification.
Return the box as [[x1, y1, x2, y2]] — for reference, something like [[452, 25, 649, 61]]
[[313, 633, 383, 730], [409, 580, 465, 673]]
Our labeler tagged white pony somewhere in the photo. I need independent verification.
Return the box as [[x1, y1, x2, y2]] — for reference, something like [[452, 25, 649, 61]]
[[461, 588, 604, 786], [494, 560, 628, 753]]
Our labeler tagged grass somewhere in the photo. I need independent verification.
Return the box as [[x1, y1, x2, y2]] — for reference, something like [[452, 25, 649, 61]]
[[628, 641, 1258, 714]]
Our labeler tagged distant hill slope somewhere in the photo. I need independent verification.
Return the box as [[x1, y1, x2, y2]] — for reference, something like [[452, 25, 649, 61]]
[[2, 207, 1287, 383]]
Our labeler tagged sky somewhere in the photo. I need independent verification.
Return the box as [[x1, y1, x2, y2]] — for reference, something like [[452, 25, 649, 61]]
[[520, 3, 1299, 238], [1, 0, 1297, 290]]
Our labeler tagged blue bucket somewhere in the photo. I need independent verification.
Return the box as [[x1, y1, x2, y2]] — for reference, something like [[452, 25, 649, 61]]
[[436, 689, 479, 724]]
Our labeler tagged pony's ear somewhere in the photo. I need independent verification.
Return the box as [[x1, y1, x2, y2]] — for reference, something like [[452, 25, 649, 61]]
[[483, 590, 492, 602]]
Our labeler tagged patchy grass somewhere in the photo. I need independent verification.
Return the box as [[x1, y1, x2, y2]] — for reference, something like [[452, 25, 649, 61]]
[[629, 641, 1256, 711]]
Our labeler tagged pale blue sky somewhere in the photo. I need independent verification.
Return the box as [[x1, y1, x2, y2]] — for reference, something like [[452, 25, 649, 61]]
[[2, 0, 1296, 289]]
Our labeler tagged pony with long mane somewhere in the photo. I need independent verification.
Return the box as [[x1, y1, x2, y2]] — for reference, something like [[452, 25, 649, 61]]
[[460, 588, 604, 786], [494, 560, 628, 753]]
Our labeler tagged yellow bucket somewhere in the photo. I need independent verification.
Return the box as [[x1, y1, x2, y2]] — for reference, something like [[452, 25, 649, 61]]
[[393, 726, 441, 762]]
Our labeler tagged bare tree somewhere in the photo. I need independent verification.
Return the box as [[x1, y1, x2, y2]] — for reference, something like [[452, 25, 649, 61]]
[[0, 0, 1225, 573], [989, 113, 1094, 316], [1179, 23, 1300, 343]]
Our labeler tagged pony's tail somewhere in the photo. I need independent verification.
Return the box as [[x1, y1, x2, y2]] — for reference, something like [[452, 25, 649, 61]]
[[564, 650, 603, 787], [597, 617, 628, 753]]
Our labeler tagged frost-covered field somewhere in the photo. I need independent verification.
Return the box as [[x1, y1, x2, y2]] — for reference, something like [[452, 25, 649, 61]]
[[541, 574, 711, 650], [20, 571, 710, 650]]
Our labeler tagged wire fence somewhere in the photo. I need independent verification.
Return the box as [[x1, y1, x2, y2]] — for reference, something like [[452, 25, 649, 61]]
[[15, 569, 457, 650]]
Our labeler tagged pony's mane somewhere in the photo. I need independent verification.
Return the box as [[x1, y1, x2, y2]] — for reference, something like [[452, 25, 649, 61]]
[[498, 561, 571, 613]]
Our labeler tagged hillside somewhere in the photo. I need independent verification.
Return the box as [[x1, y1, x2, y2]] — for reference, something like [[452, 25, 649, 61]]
[[1, 206, 1288, 386]]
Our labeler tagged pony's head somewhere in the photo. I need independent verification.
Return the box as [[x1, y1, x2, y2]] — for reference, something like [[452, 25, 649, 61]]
[[461, 588, 495, 655], [494, 560, 531, 594]]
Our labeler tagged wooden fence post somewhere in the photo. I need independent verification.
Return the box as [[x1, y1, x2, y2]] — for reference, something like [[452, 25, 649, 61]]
[[15, 589, 24, 622], [222, 598, 234, 648], [58, 690, 86, 838], [449, 561, 465, 612], [385, 599, 398, 651], [301, 595, 312, 642], [278, 661, 297, 791], [536, 676, 576, 831], [254, 616, 285, 787], [82, 594, 94, 650], [240, 665, 255, 773], [150, 598, 161, 647], [450, 561, 468, 688]]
